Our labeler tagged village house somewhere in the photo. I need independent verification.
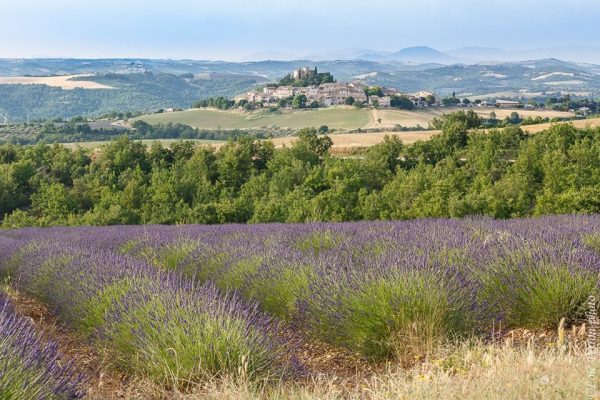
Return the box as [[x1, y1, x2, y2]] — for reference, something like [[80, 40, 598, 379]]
[[370, 96, 391, 107]]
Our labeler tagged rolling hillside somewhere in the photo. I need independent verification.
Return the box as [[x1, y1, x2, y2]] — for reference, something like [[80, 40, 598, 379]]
[[1, 58, 599, 122], [134, 107, 575, 131]]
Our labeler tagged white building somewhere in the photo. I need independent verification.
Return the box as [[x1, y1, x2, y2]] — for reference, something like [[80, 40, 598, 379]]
[[495, 99, 522, 108]]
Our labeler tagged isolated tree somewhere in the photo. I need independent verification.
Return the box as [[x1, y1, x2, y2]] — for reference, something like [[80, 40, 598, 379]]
[[507, 112, 521, 125], [318, 125, 329, 134]]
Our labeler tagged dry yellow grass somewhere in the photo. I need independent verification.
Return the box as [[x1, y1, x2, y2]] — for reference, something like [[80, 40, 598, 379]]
[[270, 131, 439, 149], [0, 74, 113, 90], [7, 280, 599, 399], [365, 108, 447, 129], [270, 115, 596, 153], [474, 108, 575, 120], [364, 108, 574, 130], [521, 117, 600, 133], [116, 339, 599, 400]]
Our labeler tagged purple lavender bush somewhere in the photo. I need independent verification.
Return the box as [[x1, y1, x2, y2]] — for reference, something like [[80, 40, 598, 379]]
[[0, 238, 289, 388], [1, 214, 599, 365], [0, 292, 83, 399], [113, 217, 600, 358]]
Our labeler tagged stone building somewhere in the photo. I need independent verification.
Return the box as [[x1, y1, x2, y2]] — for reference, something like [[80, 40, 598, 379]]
[[293, 66, 318, 80]]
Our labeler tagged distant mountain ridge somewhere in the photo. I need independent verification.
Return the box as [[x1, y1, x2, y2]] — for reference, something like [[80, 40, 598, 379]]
[[303, 46, 464, 64], [299, 45, 600, 65], [391, 46, 463, 64], [1, 57, 600, 122]]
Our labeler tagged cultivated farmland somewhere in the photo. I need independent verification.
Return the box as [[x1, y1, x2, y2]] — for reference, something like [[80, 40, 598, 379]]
[[1, 215, 599, 397], [133, 107, 576, 131], [0, 75, 114, 90], [134, 107, 372, 130], [521, 115, 600, 133], [271, 130, 438, 151]]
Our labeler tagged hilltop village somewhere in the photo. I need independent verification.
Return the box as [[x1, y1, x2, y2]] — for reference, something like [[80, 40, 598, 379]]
[[234, 66, 436, 109], [194, 67, 580, 113]]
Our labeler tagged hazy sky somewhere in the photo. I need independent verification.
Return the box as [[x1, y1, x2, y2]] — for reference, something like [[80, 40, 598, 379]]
[[1, 0, 599, 59]]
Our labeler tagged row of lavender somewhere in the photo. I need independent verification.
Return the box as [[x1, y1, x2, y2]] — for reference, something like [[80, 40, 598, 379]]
[[0, 234, 291, 390], [86, 215, 600, 359], [0, 291, 82, 399], [1, 215, 599, 375]]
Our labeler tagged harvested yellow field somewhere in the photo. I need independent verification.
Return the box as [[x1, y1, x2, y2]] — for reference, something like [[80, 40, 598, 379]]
[[0, 74, 113, 90], [366, 108, 447, 129], [521, 116, 600, 133], [270, 130, 439, 149], [474, 108, 575, 119]]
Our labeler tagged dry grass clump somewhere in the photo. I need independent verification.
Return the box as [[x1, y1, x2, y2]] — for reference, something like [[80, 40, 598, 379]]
[[5, 283, 599, 399], [133, 334, 599, 400]]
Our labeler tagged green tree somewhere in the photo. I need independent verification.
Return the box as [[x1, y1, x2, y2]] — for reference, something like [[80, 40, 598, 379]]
[[292, 94, 307, 109], [318, 125, 329, 134], [30, 182, 77, 225], [390, 95, 415, 110]]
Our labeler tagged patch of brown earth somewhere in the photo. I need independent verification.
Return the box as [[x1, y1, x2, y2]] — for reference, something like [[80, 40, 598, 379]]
[[4, 289, 156, 399]]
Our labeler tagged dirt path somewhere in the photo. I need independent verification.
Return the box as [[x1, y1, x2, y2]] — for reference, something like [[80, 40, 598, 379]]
[[366, 108, 381, 129], [4, 289, 155, 399]]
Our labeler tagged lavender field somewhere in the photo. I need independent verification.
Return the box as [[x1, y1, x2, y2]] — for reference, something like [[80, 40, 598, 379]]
[[1, 215, 600, 397], [0, 292, 82, 399]]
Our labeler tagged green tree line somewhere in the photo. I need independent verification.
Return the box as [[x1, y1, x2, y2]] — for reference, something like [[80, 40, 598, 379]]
[[2, 112, 600, 227], [0, 120, 292, 145]]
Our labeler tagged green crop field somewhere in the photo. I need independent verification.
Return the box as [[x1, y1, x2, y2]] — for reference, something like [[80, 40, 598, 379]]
[[134, 107, 372, 130]]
